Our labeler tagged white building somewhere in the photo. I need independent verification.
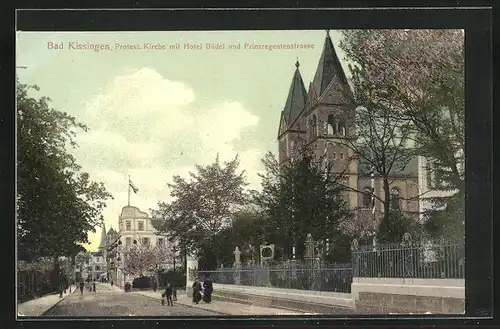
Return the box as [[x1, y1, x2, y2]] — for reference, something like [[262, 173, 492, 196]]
[[113, 205, 173, 288]]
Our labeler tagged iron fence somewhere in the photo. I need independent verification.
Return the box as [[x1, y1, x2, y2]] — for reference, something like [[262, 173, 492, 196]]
[[352, 238, 465, 279], [198, 262, 353, 293]]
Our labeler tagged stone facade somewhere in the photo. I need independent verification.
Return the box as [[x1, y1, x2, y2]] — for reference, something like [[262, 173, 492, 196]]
[[277, 31, 420, 230]]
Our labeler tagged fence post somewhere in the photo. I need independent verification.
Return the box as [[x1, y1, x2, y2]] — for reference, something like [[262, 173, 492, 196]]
[[401, 233, 412, 279], [351, 239, 359, 278], [233, 246, 241, 285]]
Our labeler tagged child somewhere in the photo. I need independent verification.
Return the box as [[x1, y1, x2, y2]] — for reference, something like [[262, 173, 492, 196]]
[[165, 282, 174, 306]]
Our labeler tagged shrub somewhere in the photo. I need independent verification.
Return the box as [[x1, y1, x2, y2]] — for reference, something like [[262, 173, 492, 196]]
[[132, 275, 151, 289], [158, 269, 186, 288]]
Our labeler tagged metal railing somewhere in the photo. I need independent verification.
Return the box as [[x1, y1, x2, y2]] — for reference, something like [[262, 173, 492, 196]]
[[351, 238, 465, 279], [198, 262, 353, 293]]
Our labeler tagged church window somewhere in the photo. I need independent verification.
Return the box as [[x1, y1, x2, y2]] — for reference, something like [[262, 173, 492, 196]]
[[332, 152, 337, 160], [312, 115, 318, 137], [138, 221, 144, 231], [338, 118, 346, 136], [327, 115, 336, 135], [126, 221, 131, 231], [363, 187, 372, 208], [390, 187, 402, 211], [340, 152, 344, 160]]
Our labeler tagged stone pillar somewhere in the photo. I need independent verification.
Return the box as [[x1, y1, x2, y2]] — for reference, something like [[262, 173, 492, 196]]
[[234, 247, 241, 285], [186, 252, 198, 297]]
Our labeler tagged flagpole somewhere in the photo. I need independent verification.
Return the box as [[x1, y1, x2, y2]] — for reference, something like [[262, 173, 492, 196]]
[[128, 175, 131, 206]]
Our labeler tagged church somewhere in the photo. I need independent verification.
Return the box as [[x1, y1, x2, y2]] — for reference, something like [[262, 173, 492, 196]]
[[277, 31, 420, 233]]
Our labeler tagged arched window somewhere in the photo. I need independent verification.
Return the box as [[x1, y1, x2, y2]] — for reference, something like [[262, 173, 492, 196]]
[[338, 118, 346, 136], [390, 187, 402, 211], [327, 114, 336, 135], [363, 187, 372, 208], [312, 115, 318, 137]]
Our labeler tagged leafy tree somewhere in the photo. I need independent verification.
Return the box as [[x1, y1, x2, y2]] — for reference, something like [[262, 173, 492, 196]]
[[121, 243, 174, 280], [339, 30, 464, 241], [199, 208, 268, 269], [423, 193, 464, 241], [253, 150, 353, 261], [340, 29, 464, 196], [377, 211, 424, 244], [17, 83, 113, 261], [339, 104, 416, 227], [154, 155, 249, 261]]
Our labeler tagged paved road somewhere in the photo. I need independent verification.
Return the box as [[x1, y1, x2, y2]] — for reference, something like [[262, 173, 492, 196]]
[[43, 284, 220, 317]]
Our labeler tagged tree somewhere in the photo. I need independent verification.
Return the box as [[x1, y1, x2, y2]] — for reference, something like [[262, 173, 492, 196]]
[[122, 243, 174, 279], [339, 30, 464, 196], [423, 193, 464, 241], [154, 155, 249, 260], [200, 208, 268, 269], [253, 150, 353, 261], [17, 83, 113, 261]]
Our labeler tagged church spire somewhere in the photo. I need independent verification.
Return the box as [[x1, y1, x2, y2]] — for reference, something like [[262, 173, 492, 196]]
[[311, 29, 350, 99], [98, 222, 107, 251], [283, 59, 307, 127]]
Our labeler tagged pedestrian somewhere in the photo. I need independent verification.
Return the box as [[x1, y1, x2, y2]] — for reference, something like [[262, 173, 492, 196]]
[[111, 280, 114, 287], [203, 274, 213, 303], [172, 283, 177, 301], [93, 282, 96, 293], [164, 282, 174, 306], [192, 277, 202, 304], [79, 280, 84, 295]]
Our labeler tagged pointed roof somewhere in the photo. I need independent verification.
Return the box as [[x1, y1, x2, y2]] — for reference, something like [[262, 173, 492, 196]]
[[283, 59, 307, 128], [98, 222, 107, 250], [312, 30, 350, 100]]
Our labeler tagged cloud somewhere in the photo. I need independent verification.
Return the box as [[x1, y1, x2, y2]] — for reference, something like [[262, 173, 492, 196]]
[[72, 67, 264, 250]]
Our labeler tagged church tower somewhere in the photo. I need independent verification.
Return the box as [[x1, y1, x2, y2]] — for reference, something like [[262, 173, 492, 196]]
[[277, 59, 307, 164], [305, 30, 358, 208], [98, 222, 107, 252], [277, 30, 359, 209]]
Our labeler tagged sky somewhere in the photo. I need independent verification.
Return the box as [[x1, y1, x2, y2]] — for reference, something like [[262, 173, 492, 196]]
[[16, 30, 351, 251]]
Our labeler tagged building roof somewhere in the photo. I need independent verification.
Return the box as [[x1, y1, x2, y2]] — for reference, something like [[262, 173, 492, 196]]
[[282, 60, 307, 128], [311, 30, 351, 100]]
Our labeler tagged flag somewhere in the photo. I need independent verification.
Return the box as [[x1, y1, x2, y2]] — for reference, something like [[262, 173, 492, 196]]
[[129, 179, 138, 193]]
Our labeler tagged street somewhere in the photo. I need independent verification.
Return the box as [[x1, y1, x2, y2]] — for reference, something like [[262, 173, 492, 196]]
[[42, 283, 220, 317]]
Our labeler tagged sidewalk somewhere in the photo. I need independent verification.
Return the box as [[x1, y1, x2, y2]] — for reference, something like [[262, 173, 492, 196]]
[[96, 282, 123, 293], [133, 290, 315, 315], [17, 288, 74, 317]]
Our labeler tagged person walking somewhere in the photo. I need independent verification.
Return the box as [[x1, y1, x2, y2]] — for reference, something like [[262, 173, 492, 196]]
[[192, 277, 202, 304], [111, 280, 114, 288], [92, 282, 96, 293], [164, 282, 174, 306], [172, 283, 177, 301], [79, 280, 84, 295], [202, 275, 213, 303]]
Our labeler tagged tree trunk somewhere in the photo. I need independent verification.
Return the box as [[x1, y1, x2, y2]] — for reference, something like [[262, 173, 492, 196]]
[[382, 175, 391, 223]]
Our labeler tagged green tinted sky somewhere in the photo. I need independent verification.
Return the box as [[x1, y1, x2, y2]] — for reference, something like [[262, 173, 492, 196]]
[[16, 30, 350, 251]]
